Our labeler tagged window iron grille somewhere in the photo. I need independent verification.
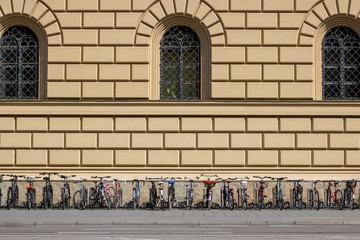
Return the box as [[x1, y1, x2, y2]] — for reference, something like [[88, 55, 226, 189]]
[[0, 26, 38, 99], [322, 27, 360, 100], [160, 26, 200, 100]]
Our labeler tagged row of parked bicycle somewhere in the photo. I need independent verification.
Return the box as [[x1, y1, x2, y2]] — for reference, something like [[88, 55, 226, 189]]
[[0, 173, 358, 210]]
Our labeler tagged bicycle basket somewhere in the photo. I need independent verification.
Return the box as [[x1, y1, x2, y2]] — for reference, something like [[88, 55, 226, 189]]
[[203, 180, 217, 187]]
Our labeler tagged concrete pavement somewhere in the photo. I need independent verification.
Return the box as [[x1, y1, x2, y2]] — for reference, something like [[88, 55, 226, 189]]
[[1, 209, 360, 226]]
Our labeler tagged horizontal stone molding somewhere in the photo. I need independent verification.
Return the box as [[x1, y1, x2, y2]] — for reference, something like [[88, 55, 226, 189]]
[[0, 102, 359, 116]]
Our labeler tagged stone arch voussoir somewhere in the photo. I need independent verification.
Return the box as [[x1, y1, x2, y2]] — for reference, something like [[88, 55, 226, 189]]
[[135, 0, 225, 46], [0, 0, 62, 45], [298, 0, 360, 45]]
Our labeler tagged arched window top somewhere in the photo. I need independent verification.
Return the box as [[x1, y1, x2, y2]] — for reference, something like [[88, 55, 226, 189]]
[[322, 27, 360, 100], [0, 26, 39, 99], [160, 26, 200, 100]]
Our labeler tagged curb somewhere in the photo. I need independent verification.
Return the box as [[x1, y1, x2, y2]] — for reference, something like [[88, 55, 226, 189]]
[[0, 219, 358, 226]]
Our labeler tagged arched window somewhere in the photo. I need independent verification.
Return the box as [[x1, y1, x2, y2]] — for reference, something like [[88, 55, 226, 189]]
[[160, 26, 200, 100], [322, 27, 360, 100], [0, 26, 38, 99]]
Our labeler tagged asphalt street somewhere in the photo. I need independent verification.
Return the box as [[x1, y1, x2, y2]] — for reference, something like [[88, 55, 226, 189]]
[[0, 209, 360, 239]]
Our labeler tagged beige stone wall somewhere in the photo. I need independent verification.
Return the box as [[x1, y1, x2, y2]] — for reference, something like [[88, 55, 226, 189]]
[[0, 1, 359, 177], [2, 0, 354, 100], [0, 102, 358, 178]]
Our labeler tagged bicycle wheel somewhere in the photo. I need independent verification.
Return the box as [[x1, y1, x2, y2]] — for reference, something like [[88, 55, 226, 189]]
[[350, 193, 355, 210], [132, 190, 137, 210], [336, 190, 343, 210], [73, 190, 85, 210], [43, 188, 47, 210], [118, 189, 123, 208], [6, 188, 12, 209], [27, 191, 31, 210], [258, 190, 263, 210], [61, 188, 65, 210], [168, 193, 172, 210], [326, 189, 331, 208], [278, 189, 283, 210], [88, 189, 96, 209], [207, 190, 212, 210], [298, 191, 303, 210], [229, 194, 234, 210], [314, 190, 320, 210]]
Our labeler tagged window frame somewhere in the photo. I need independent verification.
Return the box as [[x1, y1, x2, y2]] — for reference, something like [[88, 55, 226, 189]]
[[150, 16, 211, 101], [315, 17, 360, 101], [0, 16, 47, 100]]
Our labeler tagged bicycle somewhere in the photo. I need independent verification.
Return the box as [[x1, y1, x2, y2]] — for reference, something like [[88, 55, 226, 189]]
[[0, 174, 4, 207], [166, 177, 181, 210], [73, 177, 88, 210], [200, 173, 218, 210], [6, 174, 23, 209], [343, 179, 357, 210], [146, 178, 158, 210], [237, 177, 249, 210], [132, 179, 143, 210], [24, 176, 40, 210], [308, 180, 320, 210], [272, 177, 287, 210], [253, 176, 271, 210], [219, 177, 236, 210], [184, 177, 198, 210], [40, 172, 57, 210], [289, 179, 303, 210], [112, 178, 125, 209], [89, 176, 114, 210], [326, 180, 343, 210], [59, 174, 76, 209]]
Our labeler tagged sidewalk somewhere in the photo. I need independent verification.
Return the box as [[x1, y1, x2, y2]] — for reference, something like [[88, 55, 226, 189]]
[[1, 209, 360, 226]]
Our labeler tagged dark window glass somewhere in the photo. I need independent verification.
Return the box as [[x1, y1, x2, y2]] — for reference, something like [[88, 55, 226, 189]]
[[322, 27, 360, 100], [160, 26, 200, 100], [0, 26, 38, 99]]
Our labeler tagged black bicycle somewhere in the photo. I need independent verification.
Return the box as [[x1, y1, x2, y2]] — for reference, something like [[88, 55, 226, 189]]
[[0, 174, 4, 207], [308, 180, 320, 210], [290, 179, 303, 210], [73, 177, 88, 210], [40, 172, 57, 209], [6, 175, 23, 209], [59, 174, 76, 209]]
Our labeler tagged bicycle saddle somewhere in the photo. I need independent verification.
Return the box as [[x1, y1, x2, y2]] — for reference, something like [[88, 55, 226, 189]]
[[168, 181, 175, 184]]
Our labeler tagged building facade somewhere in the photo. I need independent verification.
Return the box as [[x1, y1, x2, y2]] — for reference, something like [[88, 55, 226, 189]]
[[0, 0, 359, 178]]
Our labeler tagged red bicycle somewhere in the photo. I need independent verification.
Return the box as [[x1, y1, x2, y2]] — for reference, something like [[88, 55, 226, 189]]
[[326, 180, 343, 210]]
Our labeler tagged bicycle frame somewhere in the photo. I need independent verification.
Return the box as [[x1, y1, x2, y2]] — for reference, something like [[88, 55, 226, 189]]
[[326, 180, 343, 209]]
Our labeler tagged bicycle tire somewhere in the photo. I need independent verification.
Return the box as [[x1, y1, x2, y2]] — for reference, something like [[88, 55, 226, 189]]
[[118, 189, 123, 208], [278, 189, 283, 210], [229, 194, 234, 210], [6, 188, 11, 209], [298, 191, 303, 210], [43, 188, 47, 210], [314, 190, 320, 210], [27, 191, 31, 210], [326, 189, 331, 208], [258, 189, 263, 210], [74, 190, 86, 210], [61, 188, 65, 210], [168, 193, 172, 210], [89, 189, 96, 209], [207, 189, 212, 210], [336, 190, 343, 210], [132, 190, 137, 210], [351, 194, 355, 210]]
